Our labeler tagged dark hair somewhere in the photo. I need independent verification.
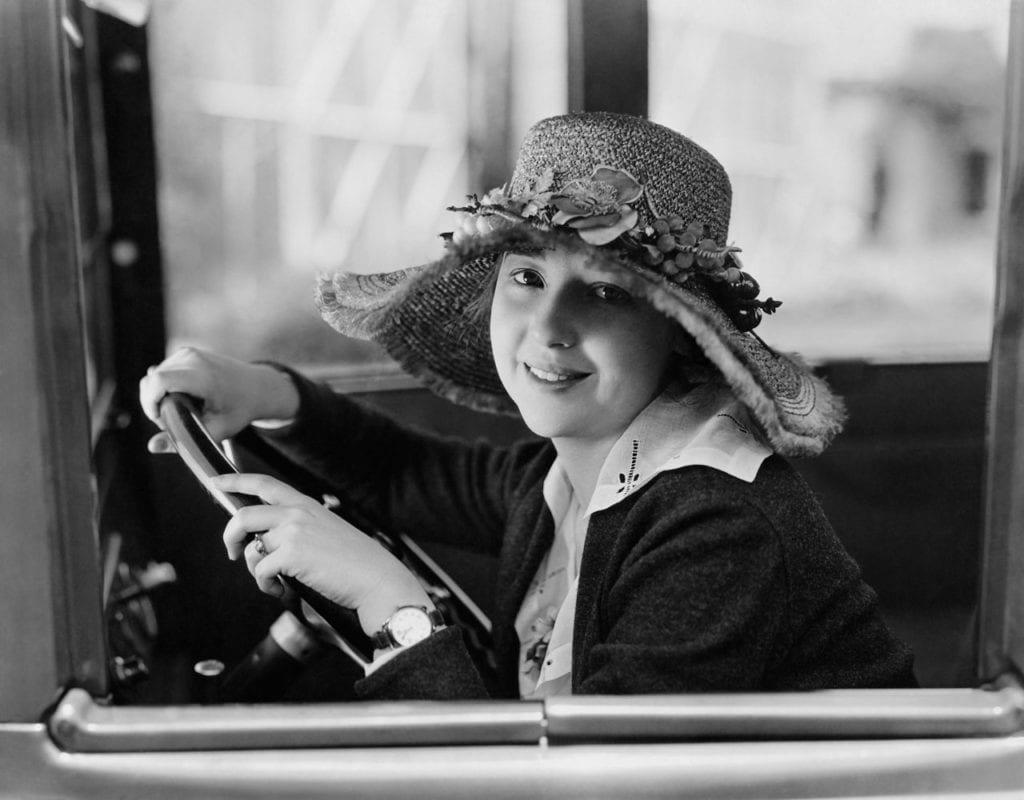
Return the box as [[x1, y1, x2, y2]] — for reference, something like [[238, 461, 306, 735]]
[[464, 259, 501, 328]]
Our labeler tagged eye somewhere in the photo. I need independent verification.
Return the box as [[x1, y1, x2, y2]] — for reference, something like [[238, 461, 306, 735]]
[[591, 283, 631, 305], [510, 268, 544, 288]]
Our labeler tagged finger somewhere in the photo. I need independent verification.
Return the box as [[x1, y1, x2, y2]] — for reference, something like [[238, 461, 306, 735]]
[[212, 473, 315, 508], [222, 505, 291, 559], [253, 532, 269, 557], [139, 348, 215, 419], [146, 432, 176, 454], [252, 553, 287, 597], [243, 536, 269, 575], [140, 369, 202, 425], [138, 371, 165, 425]]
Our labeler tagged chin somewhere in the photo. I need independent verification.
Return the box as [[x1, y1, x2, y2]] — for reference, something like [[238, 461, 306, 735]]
[[514, 406, 580, 440], [525, 410, 605, 442]]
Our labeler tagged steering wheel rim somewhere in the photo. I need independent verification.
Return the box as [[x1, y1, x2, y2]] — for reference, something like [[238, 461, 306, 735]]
[[157, 391, 373, 666]]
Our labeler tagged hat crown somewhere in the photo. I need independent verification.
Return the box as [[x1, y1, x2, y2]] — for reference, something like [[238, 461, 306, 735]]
[[509, 112, 733, 244]]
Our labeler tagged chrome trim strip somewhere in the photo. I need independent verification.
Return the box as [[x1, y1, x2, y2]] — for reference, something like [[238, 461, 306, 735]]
[[48, 689, 544, 752], [50, 683, 1024, 754], [544, 686, 1024, 742]]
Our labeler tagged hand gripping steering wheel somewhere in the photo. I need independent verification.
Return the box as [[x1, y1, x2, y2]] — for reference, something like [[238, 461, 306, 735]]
[[158, 392, 374, 667], [157, 392, 496, 687]]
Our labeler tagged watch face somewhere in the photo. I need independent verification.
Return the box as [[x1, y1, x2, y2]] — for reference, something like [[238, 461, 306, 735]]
[[388, 606, 433, 647]]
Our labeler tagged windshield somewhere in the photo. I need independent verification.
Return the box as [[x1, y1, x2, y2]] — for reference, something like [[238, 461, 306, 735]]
[[650, 0, 1008, 362], [151, 0, 1008, 368]]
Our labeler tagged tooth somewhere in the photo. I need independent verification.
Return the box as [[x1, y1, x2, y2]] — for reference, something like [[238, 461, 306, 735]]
[[530, 366, 573, 382]]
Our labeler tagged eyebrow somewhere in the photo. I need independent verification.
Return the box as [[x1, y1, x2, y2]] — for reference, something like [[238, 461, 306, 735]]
[[584, 266, 627, 286], [504, 249, 548, 261]]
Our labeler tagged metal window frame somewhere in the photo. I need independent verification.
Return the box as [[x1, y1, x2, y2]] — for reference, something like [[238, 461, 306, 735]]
[[0, 0, 107, 720], [980, 0, 1024, 683], [567, 0, 648, 116]]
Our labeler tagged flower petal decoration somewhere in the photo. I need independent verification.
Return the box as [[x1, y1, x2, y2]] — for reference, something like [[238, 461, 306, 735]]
[[592, 165, 643, 204], [546, 166, 645, 245], [576, 208, 639, 245], [563, 211, 622, 230], [476, 214, 514, 236], [552, 182, 618, 215]]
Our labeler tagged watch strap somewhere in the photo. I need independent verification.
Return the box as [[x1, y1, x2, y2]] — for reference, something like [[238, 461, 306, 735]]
[[372, 607, 446, 650]]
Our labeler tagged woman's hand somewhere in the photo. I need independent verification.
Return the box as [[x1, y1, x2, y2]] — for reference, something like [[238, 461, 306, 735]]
[[139, 346, 300, 446], [211, 472, 432, 637]]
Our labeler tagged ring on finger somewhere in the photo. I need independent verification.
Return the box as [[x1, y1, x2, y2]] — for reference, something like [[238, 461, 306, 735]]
[[253, 533, 268, 556]]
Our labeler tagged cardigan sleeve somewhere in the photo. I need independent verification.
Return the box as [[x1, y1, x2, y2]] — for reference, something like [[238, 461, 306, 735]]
[[351, 626, 491, 699]]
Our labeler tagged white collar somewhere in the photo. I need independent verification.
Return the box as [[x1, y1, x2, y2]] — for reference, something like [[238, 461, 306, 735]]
[[583, 381, 772, 517]]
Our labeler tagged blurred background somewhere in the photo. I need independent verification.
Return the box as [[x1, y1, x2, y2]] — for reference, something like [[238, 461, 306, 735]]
[[148, 0, 1010, 371]]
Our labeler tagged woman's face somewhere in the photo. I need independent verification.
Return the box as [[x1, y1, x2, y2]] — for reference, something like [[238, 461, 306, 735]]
[[489, 249, 679, 444]]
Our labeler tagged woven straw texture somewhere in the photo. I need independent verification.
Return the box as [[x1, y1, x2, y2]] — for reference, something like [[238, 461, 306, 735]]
[[317, 113, 845, 456]]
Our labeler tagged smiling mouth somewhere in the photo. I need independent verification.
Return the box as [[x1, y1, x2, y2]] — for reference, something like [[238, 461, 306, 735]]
[[525, 364, 589, 384]]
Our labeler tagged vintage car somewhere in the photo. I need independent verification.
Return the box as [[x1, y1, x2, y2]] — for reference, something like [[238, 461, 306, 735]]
[[4, 0, 1024, 797]]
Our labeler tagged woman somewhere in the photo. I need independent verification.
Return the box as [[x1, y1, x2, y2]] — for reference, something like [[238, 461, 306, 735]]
[[141, 112, 917, 698]]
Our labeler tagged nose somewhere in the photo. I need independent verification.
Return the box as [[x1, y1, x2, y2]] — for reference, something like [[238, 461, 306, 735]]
[[528, 288, 577, 348]]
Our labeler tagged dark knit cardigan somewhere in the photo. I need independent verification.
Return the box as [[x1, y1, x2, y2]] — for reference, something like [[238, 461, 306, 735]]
[[261, 371, 917, 699]]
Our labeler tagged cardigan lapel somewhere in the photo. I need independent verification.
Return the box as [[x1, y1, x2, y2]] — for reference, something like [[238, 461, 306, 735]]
[[492, 487, 556, 697]]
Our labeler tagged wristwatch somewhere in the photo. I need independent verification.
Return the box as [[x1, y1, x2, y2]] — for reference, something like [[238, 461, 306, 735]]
[[371, 606, 446, 650]]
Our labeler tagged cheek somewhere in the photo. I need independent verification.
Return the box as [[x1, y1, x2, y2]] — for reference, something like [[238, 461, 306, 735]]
[[607, 318, 677, 388], [489, 297, 516, 378]]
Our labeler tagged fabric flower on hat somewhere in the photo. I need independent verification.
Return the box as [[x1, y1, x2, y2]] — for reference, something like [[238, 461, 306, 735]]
[[449, 169, 556, 246], [550, 166, 643, 245], [450, 208, 512, 245]]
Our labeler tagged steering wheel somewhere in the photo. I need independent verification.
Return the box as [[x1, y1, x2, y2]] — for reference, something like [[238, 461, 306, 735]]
[[157, 392, 496, 687], [158, 392, 373, 668]]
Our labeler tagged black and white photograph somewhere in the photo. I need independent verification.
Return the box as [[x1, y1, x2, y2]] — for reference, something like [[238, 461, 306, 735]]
[[1, 0, 1022, 797]]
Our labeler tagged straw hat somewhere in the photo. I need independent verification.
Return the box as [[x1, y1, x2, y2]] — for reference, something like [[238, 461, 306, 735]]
[[317, 112, 845, 456]]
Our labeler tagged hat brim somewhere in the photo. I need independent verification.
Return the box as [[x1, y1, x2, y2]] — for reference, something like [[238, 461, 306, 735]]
[[317, 226, 845, 456]]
